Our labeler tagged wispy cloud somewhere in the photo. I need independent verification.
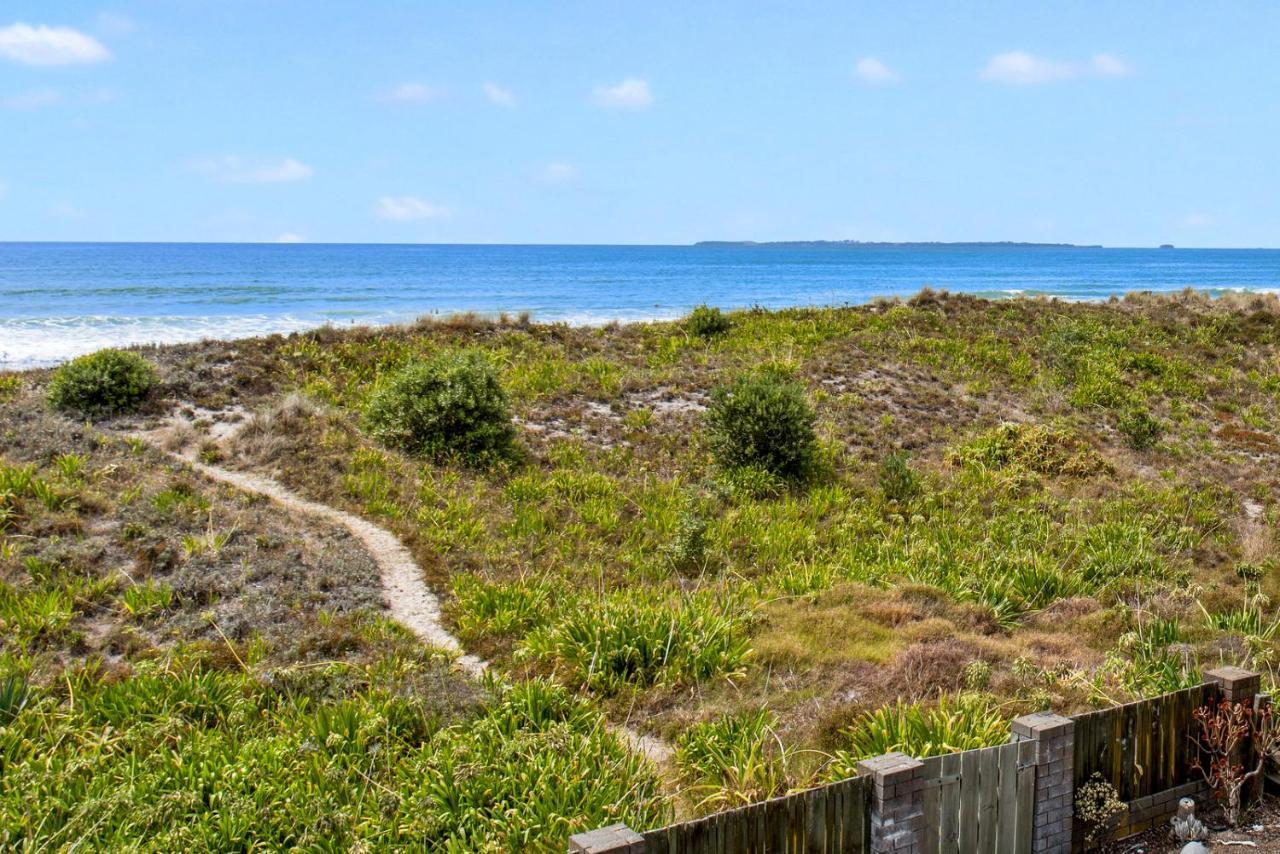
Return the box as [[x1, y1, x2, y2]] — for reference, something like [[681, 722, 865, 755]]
[[376, 196, 450, 221], [980, 51, 1130, 84], [192, 156, 314, 184], [1, 88, 60, 109], [853, 57, 897, 84], [274, 232, 305, 243], [591, 77, 652, 110], [540, 162, 576, 183], [0, 22, 110, 65], [482, 82, 515, 106], [1183, 212, 1211, 228], [380, 82, 440, 104]]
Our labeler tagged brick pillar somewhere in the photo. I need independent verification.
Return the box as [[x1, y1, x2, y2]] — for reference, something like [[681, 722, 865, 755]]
[[1012, 712, 1075, 854], [1205, 666, 1261, 704], [1204, 667, 1265, 808], [568, 823, 644, 853], [857, 751, 925, 853]]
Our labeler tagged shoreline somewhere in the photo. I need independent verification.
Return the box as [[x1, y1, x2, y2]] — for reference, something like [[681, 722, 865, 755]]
[[6, 283, 1280, 370]]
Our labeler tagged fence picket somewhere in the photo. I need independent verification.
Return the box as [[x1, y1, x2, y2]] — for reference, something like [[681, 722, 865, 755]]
[[805, 786, 826, 854], [920, 755, 942, 853], [938, 752, 961, 854], [1014, 739, 1036, 854], [959, 748, 980, 853], [996, 742, 1018, 853]]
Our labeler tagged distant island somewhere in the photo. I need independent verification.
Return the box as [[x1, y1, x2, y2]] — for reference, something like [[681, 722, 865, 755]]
[[694, 240, 1105, 248]]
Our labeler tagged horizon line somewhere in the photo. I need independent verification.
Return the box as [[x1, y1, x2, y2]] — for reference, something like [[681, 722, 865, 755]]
[[4, 240, 1280, 250]]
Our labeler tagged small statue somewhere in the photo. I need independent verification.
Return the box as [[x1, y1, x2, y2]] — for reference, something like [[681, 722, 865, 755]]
[[1171, 797, 1208, 843]]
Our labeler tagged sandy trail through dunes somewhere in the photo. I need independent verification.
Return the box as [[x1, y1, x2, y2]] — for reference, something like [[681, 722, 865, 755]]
[[139, 429, 672, 764]]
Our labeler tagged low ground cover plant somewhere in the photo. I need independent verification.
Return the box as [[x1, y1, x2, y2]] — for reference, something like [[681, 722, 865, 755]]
[[47, 349, 156, 418]]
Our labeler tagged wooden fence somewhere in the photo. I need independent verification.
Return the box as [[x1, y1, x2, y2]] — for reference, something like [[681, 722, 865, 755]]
[[920, 740, 1036, 853], [1071, 682, 1218, 840], [570, 667, 1263, 854], [640, 774, 872, 854]]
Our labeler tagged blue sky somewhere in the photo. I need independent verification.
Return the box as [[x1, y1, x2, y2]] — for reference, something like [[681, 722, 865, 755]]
[[1, 1, 1278, 246]]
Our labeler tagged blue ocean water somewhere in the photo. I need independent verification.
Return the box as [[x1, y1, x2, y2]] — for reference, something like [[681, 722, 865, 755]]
[[3, 242, 1280, 368]]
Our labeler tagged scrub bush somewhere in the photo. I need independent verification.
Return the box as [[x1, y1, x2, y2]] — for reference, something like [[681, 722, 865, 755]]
[[686, 305, 732, 339], [363, 351, 515, 462], [878, 451, 921, 502], [47, 349, 156, 418], [706, 371, 817, 480], [1118, 407, 1163, 450]]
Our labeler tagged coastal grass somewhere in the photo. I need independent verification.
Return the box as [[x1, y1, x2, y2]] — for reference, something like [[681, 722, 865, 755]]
[[10, 290, 1280, 836]]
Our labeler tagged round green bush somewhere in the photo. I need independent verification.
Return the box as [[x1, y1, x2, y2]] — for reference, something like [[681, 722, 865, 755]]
[[47, 349, 157, 418], [686, 304, 732, 339], [363, 351, 515, 462], [705, 371, 817, 479]]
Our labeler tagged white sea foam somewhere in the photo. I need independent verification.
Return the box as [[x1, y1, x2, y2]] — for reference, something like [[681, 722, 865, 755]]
[[0, 315, 338, 368], [0, 308, 691, 368]]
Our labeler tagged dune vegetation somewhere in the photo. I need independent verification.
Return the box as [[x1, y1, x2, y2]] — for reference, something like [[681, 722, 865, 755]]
[[5, 289, 1280, 847]]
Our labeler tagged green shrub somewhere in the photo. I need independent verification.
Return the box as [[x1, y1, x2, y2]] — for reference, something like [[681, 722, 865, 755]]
[[878, 451, 921, 503], [686, 305, 732, 339], [706, 371, 817, 480], [663, 506, 713, 575], [1117, 407, 1163, 450], [363, 351, 515, 462], [47, 349, 156, 418]]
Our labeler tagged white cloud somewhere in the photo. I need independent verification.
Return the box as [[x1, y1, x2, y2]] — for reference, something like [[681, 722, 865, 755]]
[[591, 77, 652, 110], [1183, 212, 1211, 227], [853, 57, 897, 84], [381, 82, 439, 103], [0, 23, 110, 65], [540, 162, 576, 183], [274, 232, 305, 243], [980, 51, 1131, 84], [193, 156, 314, 184], [483, 82, 515, 106], [376, 196, 450, 221], [1, 88, 60, 109], [1089, 54, 1130, 77]]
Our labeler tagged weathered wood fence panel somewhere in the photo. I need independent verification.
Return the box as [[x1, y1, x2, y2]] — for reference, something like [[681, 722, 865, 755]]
[[641, 774, 872, 854], [1070, 683, 1218, 840], [920, 740, 1035, 854], [572, 668, 1263, 854]]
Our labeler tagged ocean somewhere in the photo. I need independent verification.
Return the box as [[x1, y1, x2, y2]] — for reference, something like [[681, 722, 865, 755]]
[[3, 241, 1280, 369]]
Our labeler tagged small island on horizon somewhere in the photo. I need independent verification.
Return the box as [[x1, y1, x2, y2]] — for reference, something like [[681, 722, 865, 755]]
[[695, 239, 1106, 249]]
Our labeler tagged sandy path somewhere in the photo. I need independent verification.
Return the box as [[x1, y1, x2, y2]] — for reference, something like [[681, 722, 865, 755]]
[[144, 435, 672, 763], [177, 454, 489, 676]]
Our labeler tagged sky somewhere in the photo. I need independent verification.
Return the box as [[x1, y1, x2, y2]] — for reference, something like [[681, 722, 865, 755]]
[[1, 1, 1278, 246]]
